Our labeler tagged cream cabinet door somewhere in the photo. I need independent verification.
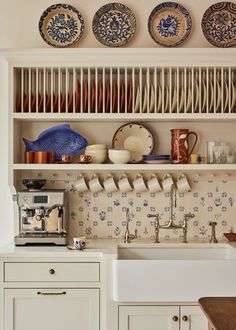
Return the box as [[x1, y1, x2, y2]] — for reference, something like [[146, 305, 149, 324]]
[[119, 306, 179, 330], [180, 306, 208, 330], [5, 288, 99, 330]]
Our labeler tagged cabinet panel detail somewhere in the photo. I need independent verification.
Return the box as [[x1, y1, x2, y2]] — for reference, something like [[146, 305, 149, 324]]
[[119, 306, 179, 330], [5, 288, 99, 330], [4, 262, 100, 282]]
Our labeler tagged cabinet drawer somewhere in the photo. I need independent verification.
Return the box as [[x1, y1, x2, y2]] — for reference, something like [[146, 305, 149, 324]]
[[4, 262, 100, 282]]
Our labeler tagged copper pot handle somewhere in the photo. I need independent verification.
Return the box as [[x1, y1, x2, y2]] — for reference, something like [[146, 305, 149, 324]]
[[187, 132, 198, 159]]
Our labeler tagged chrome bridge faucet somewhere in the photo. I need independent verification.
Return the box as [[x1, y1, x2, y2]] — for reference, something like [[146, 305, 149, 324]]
[[124, 208, 138, 243], [148, 184, 195, 243]]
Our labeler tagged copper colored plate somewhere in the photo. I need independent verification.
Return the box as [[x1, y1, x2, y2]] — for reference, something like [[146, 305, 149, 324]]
[[38, 94, 44, 113], [91, 80, 96, 112], [53, 94, 58, 112], [31, 94, 37, 113], [105, 81, 110, 112], [75, 81, 81, 112], [83, 79, 88, 113], [68, 93, 73, 113], [98, 80, 103, 112], [45, 94, 51, 112], [127, 80, 133, 112], [112, 81, 118, 112], [23, 94, 29, 112], [120, 80, 125, 112]]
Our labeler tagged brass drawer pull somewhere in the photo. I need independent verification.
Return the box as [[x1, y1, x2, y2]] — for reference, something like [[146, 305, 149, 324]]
[[172, 315, 179, 322], [37, 291, 66, 296], [49, 268, 55, 275], [182, 315, 189, 322]]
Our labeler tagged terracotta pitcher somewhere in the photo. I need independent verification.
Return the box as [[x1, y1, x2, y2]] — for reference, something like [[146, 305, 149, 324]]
[[171, 129, 198, 164]]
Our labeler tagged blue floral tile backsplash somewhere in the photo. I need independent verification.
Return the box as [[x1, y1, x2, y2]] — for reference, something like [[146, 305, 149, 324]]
[[23, 173, 236, 240]]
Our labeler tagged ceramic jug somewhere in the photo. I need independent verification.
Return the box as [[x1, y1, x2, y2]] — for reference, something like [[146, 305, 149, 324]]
[[171, 129, 198, 164]]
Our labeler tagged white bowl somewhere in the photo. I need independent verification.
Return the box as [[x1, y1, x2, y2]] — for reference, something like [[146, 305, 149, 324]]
[[108, 149, 131, 164], [85, 149, 107, 164], [86, 144, 107, 151]]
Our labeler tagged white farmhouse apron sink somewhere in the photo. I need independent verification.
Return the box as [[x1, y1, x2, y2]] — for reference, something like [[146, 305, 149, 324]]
[[113, 243, 236, 302]]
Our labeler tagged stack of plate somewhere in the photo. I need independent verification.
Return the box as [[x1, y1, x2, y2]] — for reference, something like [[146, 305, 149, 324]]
[[143, 154, 171, 164]]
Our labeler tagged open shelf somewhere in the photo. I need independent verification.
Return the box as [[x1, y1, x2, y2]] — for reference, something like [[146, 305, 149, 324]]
[[13, 163, 236, 172], [13, 113, 236, 122]]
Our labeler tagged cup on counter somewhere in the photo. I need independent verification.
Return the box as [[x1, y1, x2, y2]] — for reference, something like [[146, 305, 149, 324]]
[[147, 174, 162, 193], [47, 151, 56, 164], [117, 174, 133, 192], [74, 175, 89, 193], [88, 174, 103, 193], [162, 173, 175, 192], [176, 174, 191, 193], [103, 174, 118, 193], [73, 236, 86, 250], [133, 173, 147, 193]]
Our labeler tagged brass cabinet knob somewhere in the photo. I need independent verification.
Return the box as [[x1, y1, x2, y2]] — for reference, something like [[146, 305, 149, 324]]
[[49, 269, 55, 275], [172, 316, 179, 322], [182, 315, 188, 322]]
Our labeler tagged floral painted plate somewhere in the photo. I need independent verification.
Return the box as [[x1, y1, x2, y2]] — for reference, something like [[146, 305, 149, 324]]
[[148, 2, 192, 47], [201, 2, 236, 48], [112, 123, 154, 163], [92, 2, 136, 47], [39, 3, 85, 48]]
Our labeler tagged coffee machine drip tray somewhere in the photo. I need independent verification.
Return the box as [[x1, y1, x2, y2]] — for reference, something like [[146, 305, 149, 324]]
[[14, 232, 67, 246]]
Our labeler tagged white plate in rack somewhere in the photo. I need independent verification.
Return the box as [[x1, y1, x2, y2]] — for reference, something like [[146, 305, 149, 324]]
[[112, 123, 154, 163]]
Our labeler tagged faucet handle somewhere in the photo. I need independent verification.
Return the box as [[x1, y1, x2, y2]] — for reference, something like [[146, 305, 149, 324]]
[[134, 229, 138, 239], [209, 221, 217, 226], [184, 212, 195, 221], [147, 213, 160, 219]]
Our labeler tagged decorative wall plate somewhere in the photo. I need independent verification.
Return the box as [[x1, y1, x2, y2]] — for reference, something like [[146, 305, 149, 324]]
[[148, 2, 192, 47], [92, 2, 136, 47], [201, 2, 236, 48], [112, 123, 154, 163], [39, 3, 85, 48]]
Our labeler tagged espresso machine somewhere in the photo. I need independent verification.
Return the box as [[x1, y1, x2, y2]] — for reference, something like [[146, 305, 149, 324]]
[[15, 190, 68, 245]]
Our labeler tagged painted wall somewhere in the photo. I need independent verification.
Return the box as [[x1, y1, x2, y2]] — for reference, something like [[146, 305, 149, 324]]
[[0, 0, 228, 49], [0, 0, 235, 245]]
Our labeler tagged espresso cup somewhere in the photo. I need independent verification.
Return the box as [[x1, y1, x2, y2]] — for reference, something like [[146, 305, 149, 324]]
[[88, 174, 103, 193], [79, 154, 92, 163], [162, 173, 175, 192], [103, 174, 118, 193], [147, 174, 162, 193], [176, 174, 191, 193], [117, 174, 133, 192], [73, 236, 86, 250], [74, 175, 89, 193], [133, 173, 147, 193]]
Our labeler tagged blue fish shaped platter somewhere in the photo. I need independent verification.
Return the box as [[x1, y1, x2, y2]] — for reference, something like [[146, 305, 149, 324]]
[[23, 124, 88, 160]]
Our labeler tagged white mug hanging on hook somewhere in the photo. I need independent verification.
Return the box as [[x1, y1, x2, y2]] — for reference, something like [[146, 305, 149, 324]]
[[88, 174, 103, 193], [103, 174, 118, 193], [162, 173, 175, 193], [133, 173, 147, 193], [176, 173, 191, 193], [147, 174, 162, 193], [118, 174, 133, 192], [73, 174, 89, 193]]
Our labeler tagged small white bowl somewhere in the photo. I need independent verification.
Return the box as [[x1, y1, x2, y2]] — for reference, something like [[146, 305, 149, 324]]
[[85, 149, 107, 164], [108, 149, 131, 164], [86, 144, 107, 151]]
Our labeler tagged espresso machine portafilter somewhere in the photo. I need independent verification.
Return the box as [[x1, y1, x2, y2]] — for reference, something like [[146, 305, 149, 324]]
[[15, 190, 68, 246]]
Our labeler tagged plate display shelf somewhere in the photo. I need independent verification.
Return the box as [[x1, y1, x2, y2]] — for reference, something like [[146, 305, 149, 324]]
[[4, 48, 236, 189]]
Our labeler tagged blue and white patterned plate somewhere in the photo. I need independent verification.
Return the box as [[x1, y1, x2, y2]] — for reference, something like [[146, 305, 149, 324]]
[[202, 2, 236, 48], [39, 3, 85, 48], [92, 3, 136, 47], [148, 2, 192, 47]]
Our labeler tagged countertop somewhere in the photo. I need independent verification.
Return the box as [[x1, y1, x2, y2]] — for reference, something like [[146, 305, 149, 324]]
[[0, 238, 235, 259], [199, 297, 236, 330]]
